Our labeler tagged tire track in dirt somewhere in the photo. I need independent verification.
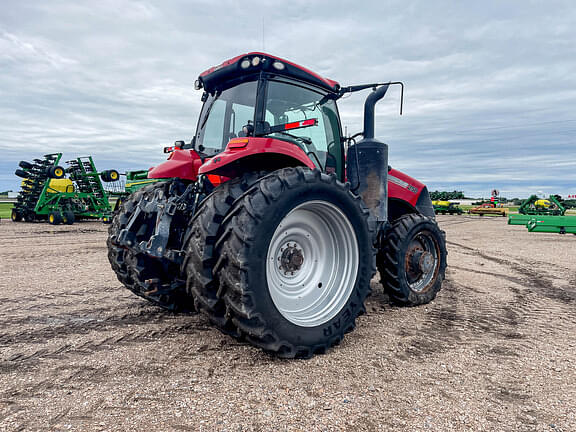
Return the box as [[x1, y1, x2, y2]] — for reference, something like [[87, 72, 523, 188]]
[[0, 307, 197, 347], [0, 286, 129, 316], [0, 314, 216, 369], [448, 240, 576, 304], [394, 239, 575, 361]]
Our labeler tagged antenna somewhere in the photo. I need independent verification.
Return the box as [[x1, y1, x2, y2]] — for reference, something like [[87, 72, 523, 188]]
[[262, 17, 265, 51]]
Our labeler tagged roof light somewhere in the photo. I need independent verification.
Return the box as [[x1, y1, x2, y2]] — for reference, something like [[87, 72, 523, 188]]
[[240, 59, 251, 69], [194, 79, 202, 90], [251, 56, 261, 67], [272, 61, 285, 71]]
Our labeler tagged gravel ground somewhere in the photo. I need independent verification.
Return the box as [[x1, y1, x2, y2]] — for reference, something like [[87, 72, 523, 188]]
[[0, 215, 574, 431]]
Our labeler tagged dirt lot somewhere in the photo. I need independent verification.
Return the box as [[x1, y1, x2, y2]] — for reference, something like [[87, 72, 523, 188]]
[[0, 215, 574, 431]]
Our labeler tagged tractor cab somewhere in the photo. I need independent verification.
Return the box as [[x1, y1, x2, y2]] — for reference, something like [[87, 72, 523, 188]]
[[192, 53, 345, 180]]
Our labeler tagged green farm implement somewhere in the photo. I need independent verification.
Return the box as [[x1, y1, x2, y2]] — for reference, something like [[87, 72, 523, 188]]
[[524, 216, 576, 234], [508, 195, 566, 226], [432, 200, 463, 215], [12, 153, 119, 224], [109, 169, 165, 212]]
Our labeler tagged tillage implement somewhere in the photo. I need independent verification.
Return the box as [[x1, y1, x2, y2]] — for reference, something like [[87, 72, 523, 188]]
[[107, 53, 448, 358], [12, 153, 118, 224]]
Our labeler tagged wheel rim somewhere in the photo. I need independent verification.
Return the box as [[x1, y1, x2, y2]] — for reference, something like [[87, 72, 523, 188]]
[[49, 214, 54, 223], [266, 200, 359, 327], [404, 230, 440, 293]]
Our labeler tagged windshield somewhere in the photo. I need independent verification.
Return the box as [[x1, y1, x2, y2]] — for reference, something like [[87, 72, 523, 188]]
[[264, 80, 341, 171], [196, 80, 257, 155]]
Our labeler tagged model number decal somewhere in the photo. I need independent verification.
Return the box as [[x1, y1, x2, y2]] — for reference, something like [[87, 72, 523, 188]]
[[389, 175, 418, 193]]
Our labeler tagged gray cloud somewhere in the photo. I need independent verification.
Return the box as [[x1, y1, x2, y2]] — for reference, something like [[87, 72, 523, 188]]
[[1, 0, 575, 198]]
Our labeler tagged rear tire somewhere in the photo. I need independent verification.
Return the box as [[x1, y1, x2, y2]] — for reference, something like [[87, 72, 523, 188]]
[[107, 181, 195, 311], [377, 213, 447, 306], [213, 167, 374, 358], [184, 172, 265, 332]]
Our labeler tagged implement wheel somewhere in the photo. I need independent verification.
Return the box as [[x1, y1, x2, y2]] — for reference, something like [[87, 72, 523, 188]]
[[47, 166, 65, 179], [11, 209, 22, 222], [48, 211, 62, 225], [212, 167, 374, 358], [378, 213, 447, 306], [107, 181, 195, 311], [19, 161, 33, 170], [15, 169, 29, 179], [62, 211, 75, 225], [23, 212, 36, 222]]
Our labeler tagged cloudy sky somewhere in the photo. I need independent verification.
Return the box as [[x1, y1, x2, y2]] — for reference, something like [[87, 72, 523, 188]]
[[1, 0, 575, 198]]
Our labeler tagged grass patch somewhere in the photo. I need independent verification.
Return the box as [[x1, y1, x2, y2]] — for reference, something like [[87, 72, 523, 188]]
[[0, 202, 14, 219]]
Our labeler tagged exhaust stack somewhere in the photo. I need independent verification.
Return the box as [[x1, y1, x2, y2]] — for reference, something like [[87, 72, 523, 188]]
[[346, 85, 390, 224]]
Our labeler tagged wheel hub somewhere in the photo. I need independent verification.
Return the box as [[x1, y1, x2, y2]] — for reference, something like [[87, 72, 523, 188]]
[[266, 200, 360, 327], [411, 250, 434, 273], [404, 232, 440, 293], [279, 243, 304, 275]]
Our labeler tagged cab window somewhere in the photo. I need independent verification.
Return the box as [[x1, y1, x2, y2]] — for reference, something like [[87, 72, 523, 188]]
[[264, 80, 342, 174]]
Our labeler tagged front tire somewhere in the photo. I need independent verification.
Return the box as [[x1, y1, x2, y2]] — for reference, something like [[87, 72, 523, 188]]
[[214, 167, 375, 358], [377, 213, 447, 306]]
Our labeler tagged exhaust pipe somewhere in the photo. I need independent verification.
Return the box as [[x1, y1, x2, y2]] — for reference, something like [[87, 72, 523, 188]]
[[346, 85, 390, 225], [363, 84, 389, 139]]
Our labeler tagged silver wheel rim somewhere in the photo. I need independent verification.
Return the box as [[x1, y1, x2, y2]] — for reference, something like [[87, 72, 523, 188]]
[[405, 231, 439, 293], [266, 200, 359, 327]]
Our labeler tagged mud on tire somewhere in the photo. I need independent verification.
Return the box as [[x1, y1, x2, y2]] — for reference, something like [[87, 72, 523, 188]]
[[211, 167, 375, 358], [107, 181, 195, 311], [377, 213, 447, 306]]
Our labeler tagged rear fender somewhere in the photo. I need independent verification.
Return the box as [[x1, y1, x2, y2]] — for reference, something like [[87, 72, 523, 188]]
[[198, 137, 315, 178], [148, 149, 203, 181], [388, 168, 435, 220]]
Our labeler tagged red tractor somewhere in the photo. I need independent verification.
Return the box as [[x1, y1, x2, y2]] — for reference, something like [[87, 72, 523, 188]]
[[107, 53, 447, 358]]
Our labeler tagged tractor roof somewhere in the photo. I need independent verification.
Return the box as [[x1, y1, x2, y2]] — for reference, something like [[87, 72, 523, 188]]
[[197, 52, 340, 94]]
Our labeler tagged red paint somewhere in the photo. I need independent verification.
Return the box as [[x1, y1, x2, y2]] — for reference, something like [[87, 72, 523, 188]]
[[198, 137, 315, 177], [199, 54, 245, 78], [285, 118, 317, 130], [388, 168, 425, 207], [199, 52, 340, 92], [148, 149, 203, 181]]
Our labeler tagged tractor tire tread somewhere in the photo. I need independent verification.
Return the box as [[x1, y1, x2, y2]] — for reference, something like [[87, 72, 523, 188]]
[[378, 213, 447, 306], [184, 172, 266, 333], [107, 182, 194, 312], [215, 167, 375, 359]]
